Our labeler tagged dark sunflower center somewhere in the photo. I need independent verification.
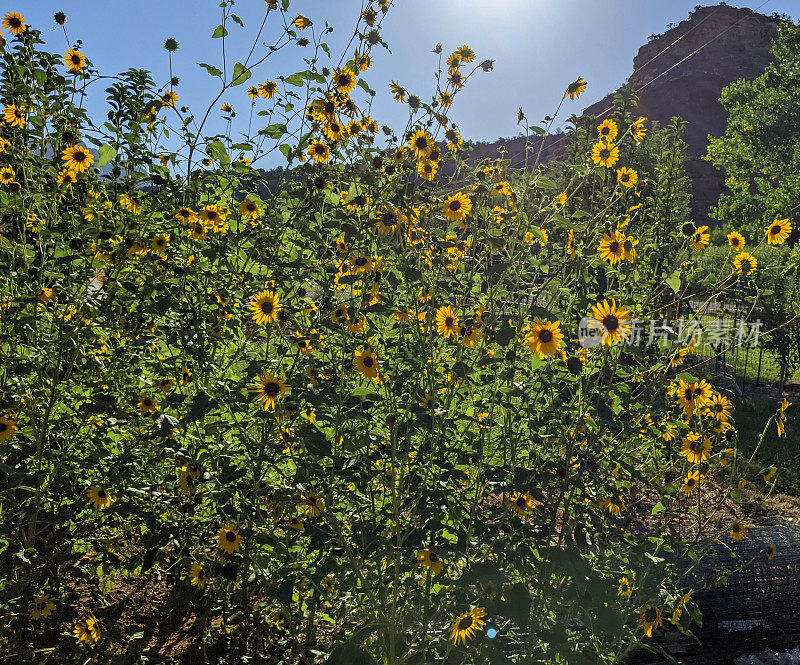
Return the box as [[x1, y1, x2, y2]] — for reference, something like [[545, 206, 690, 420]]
[[603, 315, 619, 331], [354, 195, 366, 205], [264, 381, 280, 397], [198, 569, 205, 578], [538, 329, 553, 343], [449, 201, 462, 212], [609, 241, 620, 253], [336, 308, 345, 318], [193, 224, 204, 233], [687, 478, 696, 487], [458, 616, 474, 630], [315, 144, 327, 155], [73, 151, 86, 162], [247, 203, 256, 211], [733, 524, 740, 533], [356, 257, 367, 266], [732, 238, 740, 247], [429, 552, 439, 562], [516, 497, 527, 507], [415, 137, 428, 150], [644, 608, 657, 622], [601, 127, 610, 136], [684, 389, 694, 401], [445, 316, 454, 327], [261, 301, 274, 314], [226, 531, 237, 542], [337, 74, 350, 86], [741, 260, 751, 272], [0, 423, 6, 433], [144, 399, 152, 406], [308, 497, 317, 505], [600, 149, 610, 160], [363, 356, 374, 368], [690, 440, 703, 453], [97, 489, 107, 498], [10, 17, 21, 28]]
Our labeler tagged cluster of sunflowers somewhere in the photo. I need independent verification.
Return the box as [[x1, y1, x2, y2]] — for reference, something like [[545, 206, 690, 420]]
[[0, 5, 796, 665]]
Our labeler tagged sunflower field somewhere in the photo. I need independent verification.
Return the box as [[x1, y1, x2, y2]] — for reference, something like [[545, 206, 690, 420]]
[[0, 4, 796, 665]]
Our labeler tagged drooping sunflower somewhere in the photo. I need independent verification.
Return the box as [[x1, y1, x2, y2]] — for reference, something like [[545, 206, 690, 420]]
[[623, 235, 639, 262], [682, 470, 702, 497], [87, 486, 114, 509], [307, 140, 331, 164], [591, 141, 619, 168], [598, 231, 626, 265], [597, 119, 618, 142], [727, 231, 745, 250], [618, 577, 632, 599], [62, 145, 95, 172], [250, 290, 281, 325], [632, 116, 647, 142], [354, 349, 380, 379], [522, 319, 564, 359], [417, 549, 444, 575], [2, 414, 20, 442], [450, 607, 487, 645], [31, 595, 56, 620], [250, 372, 290, 410], [589, 299, 632, 346], [680, 432, 712, 464], [2, 11, 26, 36], [435, 305, 459, 339], [3, 103, 25, 128], [692, 225, 710, 252], [217, 525, 242, 554], [390, 80, 406, 102], [616, 167, 638, 188], [730, 521, 748, 541], [189, 563, 206, 589], [73, 614, 101, 644], [564, 77, 587, 100], [299, 492, 324, 517], [766, 218, 792, 245], [64, 48, 87, 73], [676, 378, 713, 414], [408, 128, 434, 159], [443, 192, 471, 222], [638, 605, 662, 638], [293, 14, 312, 30], [331, 67, 357, 95]]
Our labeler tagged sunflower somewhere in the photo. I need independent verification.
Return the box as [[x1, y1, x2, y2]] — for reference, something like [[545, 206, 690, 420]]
[[632, 117, 647, 142], [764, 465, 777, 483], [293, 14, 312, 30], [87, 486, 114, 509], [680, 432, 712, 464], [64, 48, 87, 73], [704, 393, 731, 422], [727, 231, 745, 250], [259, 80, 279, 99], [0, 166, 14, 184], [324, 119, 347, 142], [522, 319, 564, 359], [638, 605, 662, 638], [174, 206, 197, 225], [450, 607, 487, 645], [692, 225, 710, 252], [616, 167, 638, 188], [250, 290, 281, 325], [3, 103, 25, 128], [151, 234, 170, 253], [592, 141, 619, 168], [137, 395, 156, 413], [445, 127, 463, 151], [0, 137, 9, 153], [187, 222, 207, 241], [408, 128, 434, 159], [307, 140, 331, 164], [766, 217, 792, 245], [220, 102, 233, 114], [156, 378, 174, 393], [676, 378, 713, 414], [598, 231, 626, 265], [417, 549, 444, 575], [564, 77, 587, 100], [332, 68, 357, 95], [349, 254, 373, 273], [438, 91, 454, 108], [2, 12, 26, 36], [250, 372, 290, 410], [597, 119, 618, 142], [62, 145, 95, 172], [436, 305, 459, 339], [238, 199, 261, 220], [390, 81, 406, 102], [730, 521, 748, 541], [73, 615, 101, 644], [443, 192, 471, 222], [247, 86, 259, 99], [767, 544, 777, 560], [682, 470, 702, 497], [299, 492, 324, 516], [288, 516, 304, 532], [618, 577, 632, 599], [417, 159, 438, 181], [37, 288, 53, 303], [508, 491, 537, 516], [589, 299, 632, 346], [31, 595, 56, 620], [354, 349, 380, 379], [217, 525, 242, 554], [623, 235, 639, 262], [198, 204, 226, 230], [189, 563, 206, 589], [160, 89, 178, 108]]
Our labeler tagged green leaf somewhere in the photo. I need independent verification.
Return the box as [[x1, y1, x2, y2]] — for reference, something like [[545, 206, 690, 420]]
[[261, 123, 287, 140], [326, 644, 376, 665], [212, 25, 228, 38], [96, 144, 117, 168], [666, 271, 682, 293], [498, 583, 531, 627], [230, 13, 243, 27], [182, 391, 216, 424], [206, 140, 230, 168], [198, 62, 223, 78], [534, 176, 558, 190], [284, 71, 310, 87], [231, 62, 251, 86]]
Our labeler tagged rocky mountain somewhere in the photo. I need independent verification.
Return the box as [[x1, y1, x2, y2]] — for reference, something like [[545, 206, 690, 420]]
[[481, 4, 783, 226]]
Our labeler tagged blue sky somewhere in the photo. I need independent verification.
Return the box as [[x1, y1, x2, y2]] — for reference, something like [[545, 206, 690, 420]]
[[15, 1, 800, 164]]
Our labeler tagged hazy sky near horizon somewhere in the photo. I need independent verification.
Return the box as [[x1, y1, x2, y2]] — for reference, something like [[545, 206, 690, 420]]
[[14, 1, 800, 164]]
